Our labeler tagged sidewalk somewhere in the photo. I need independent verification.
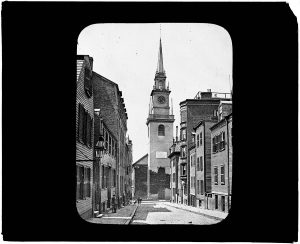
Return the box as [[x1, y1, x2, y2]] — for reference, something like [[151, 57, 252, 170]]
[[87, 204, 138, 224], [162, 202, 228, 221]]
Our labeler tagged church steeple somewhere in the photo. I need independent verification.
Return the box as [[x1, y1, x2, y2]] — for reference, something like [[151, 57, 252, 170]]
[[156, 38, 165, 75], [153, 38, 167, 91]]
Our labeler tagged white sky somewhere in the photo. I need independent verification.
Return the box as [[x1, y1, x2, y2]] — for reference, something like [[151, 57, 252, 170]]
[[77, 23, 232, 163]]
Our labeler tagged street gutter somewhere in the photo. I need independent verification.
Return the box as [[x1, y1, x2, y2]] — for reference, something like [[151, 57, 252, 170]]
[[125, 204, 139, 225]]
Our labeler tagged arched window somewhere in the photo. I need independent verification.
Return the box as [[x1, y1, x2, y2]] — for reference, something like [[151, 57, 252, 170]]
[[158, 81, 163, 89], [158, 124, 165, 136]]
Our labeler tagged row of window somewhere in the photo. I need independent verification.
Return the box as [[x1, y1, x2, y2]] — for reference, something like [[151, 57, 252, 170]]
[[103, 127, 117, 158], [214, 165, 225, 185], [77, 103, 93, 148], [76, 165, 91, 200], [190, 155, 204, 172], [189, 177, 205, 195]]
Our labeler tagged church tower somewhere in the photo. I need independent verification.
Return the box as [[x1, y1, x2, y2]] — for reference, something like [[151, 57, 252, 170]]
[[146, 38, 174, 200]]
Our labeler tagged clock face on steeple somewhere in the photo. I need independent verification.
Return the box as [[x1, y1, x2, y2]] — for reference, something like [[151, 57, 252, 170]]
[[157, 96, 166, 104]]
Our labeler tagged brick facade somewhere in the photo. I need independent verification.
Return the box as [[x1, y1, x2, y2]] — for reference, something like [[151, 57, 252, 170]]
[[210, 111, 232, 213], [133, 154, 148, 198], [92, 72, 129, 210], [179, 94, 231, 205], [194, 120, 216, 209]]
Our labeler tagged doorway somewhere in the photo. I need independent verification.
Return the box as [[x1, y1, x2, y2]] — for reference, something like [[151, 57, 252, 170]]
[[158, 188, 165, 199], [215, 195, 218, 209], [221, 196, 225, 211]]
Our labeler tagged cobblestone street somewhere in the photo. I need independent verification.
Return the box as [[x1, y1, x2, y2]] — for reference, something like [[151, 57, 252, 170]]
[[131, 200, 220, 225]]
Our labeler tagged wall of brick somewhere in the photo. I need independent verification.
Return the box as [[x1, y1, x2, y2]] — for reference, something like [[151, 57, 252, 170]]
[[134, 164, 148, 198], [92, 73, 128, 203], [227, 116, 232, 196], [180, 99, 225, 204], [211, 121, 229, 195], [76, 56, 94, 219], [204, 121, 216, 193], [189, 148, 196, 196]]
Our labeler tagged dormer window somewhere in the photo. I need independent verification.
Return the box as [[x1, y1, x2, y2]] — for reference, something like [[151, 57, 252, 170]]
[[84, 67, 93, 98]]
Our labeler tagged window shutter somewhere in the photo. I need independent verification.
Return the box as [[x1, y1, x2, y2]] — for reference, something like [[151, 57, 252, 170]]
[[86, 114, 90, 147], [200, 157, 203, 171], [84, 167, 87, 198], [87, 168, 91, 197], [102, 165, 105, 188], [84, 67, 92, 98], [90, 118, 93, 147], [78, 104, 84, 142], [76, 165, 80, 200], [79, 166, 84, 199], [82, 110, 86, 145], [214, 167, 218, 184]]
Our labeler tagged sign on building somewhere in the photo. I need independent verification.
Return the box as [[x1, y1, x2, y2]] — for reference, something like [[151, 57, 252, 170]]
[[156, 151, 167, 158]]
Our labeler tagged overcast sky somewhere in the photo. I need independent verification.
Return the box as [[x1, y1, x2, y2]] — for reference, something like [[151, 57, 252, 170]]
[[77, 23, 232, 163]]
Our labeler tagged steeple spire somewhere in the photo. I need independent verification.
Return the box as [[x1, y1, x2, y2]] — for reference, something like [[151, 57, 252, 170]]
[[156, 38, 165, 75]]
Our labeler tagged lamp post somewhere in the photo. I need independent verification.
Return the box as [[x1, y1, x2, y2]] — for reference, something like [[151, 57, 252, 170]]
[[181, 180, 186, 205], [94, 136, 105, 214]]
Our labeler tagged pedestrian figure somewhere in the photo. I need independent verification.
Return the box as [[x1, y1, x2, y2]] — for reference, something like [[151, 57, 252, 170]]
[[140, 198, 142, 205], [137, 197, 140, 205], [112, 194, 117, 213]]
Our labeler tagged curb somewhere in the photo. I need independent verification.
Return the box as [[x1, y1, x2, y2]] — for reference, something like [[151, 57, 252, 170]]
[[162, 203, 225, 221], [126, 204, 139, 225]]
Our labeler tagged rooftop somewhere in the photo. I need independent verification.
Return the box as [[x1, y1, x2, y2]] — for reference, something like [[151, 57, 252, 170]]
[[194, 90, 232, 100]]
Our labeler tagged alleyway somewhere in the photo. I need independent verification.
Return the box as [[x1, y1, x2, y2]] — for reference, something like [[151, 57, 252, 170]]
[[131, 200, 220, 225]]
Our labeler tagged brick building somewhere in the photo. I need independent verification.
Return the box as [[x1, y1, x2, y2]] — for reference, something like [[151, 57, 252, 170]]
[[132, 154, 148, 199], [193, 119, 217, 209], [168, 126, 181, 203], [76, 55, 94, 220], [97, 119, 118, 213], [210, 102, 232, 213], [92, 72, 129, 209], [179, 90, 231, 205], [124, 137, 133, 204]]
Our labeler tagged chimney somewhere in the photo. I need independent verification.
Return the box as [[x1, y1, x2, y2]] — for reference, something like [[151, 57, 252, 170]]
[[88, 56, 93, 70], [176, 126, 178, 142], [200, 89, 212, 99]]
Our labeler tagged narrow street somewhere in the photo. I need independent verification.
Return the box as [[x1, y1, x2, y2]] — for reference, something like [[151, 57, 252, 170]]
[[131, 200, 219, 225]]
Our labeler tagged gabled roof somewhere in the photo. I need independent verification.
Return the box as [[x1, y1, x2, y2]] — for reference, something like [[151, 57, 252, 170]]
[[132, 154, 148, 166]]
